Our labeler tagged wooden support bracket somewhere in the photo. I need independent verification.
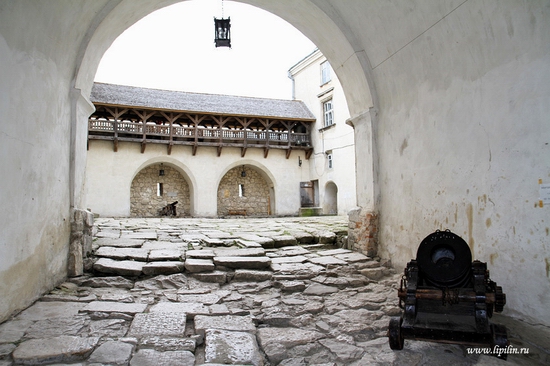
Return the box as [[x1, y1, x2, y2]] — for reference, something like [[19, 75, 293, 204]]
[[285, 148, 292, 159]]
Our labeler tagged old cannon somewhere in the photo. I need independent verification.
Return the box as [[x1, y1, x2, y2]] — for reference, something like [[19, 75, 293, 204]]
[[388, 230, 508, 358]]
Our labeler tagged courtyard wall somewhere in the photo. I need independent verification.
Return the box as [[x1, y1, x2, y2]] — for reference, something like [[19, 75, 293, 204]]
[[86, 140, 305, 217]]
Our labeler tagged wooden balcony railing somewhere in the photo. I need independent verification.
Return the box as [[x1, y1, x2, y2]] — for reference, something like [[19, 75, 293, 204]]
[[88, 119, 312, 159]]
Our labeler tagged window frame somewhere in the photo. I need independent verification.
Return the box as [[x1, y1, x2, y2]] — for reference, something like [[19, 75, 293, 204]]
[[320, 60, 331, 85], [322, 98, 334, 128]]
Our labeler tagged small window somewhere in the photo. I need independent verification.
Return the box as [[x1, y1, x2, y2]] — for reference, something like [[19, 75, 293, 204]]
[[327, 153, 333, 169], [321, 61, 331, 85], [323, 99, 334, 127], [238, 184, 245, 197], [157, 183, 163, 197]]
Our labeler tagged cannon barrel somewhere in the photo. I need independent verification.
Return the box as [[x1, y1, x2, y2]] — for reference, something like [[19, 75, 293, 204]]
[[416, 230, 472, 288]]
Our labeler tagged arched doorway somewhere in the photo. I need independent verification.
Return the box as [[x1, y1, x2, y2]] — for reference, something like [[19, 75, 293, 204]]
[[324, 181, 338, 215], [130, 163, 191, 217], [217, 165, 271, 217]]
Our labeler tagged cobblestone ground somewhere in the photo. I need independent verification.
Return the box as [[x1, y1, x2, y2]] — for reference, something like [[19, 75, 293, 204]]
[[0, 217, 548, 365]]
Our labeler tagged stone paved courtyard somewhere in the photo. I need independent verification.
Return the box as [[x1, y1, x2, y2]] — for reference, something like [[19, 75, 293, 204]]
[[0, 217, 548, 365]]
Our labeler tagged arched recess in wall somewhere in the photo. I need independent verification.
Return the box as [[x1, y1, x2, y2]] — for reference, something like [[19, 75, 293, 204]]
[[130, 158, 196, 216], [130, 163, 191, 217], [324, 181, 338, 215], [217, 164, 274, 217]]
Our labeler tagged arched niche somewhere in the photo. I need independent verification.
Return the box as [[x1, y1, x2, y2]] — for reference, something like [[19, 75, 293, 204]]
[[217, 165, 273, 217], [324, 181, 338, 215], [130, 162, 192, 217]]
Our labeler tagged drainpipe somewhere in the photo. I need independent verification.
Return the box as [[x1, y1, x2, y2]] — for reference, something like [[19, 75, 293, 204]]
[[287, 71, 296, 100]]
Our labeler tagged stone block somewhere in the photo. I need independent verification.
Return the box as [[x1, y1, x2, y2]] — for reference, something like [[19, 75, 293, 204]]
[[128, 312, 186, 337], [334, 252, 370, 263], [185, 249, 215, 259], [194, 315, 256, 337], [213, 247, 266, 257], [303, 283, 339, 296], [317, 248, 351, 256], [121, 231, 158, 240], [205, 329, 263, 366], [213, 256, 271, 269], [142, 261, 184, 275], [94, 247, 149, 261], [360, 267, 385, 280], [93, 258, 144, 276], [191, 271, 227, 284], [308, 256, 348, 266], [148, 249, 184, 261], [82, 301, 147, 314], [233, 269, 272, 282], [16, 301, 85, 321], [129, 349, 195, 366], [12, 336, 99, 365], [88, 340, 134, 365], [75, 276, 134, 289], [257, 327, 324, 364], [140, 337, 196, 352], [271, 235, 298, 248], [94, 238, 144, 248], [150, 302, 209, 318], [185, 258, 215, 273], [271, 255, 308, 264]]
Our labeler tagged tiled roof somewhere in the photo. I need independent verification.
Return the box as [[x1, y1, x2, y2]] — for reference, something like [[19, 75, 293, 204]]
[[91, 83, 316, 121]]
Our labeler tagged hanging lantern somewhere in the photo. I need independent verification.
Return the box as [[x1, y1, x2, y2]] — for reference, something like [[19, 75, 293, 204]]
[[214, 17, 231, 48]]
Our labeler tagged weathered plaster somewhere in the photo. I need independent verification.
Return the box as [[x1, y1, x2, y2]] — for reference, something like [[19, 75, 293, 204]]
[[0, 0, 548, 327]]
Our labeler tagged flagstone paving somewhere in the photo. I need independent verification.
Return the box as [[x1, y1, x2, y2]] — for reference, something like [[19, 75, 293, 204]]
[[0, 217, 548, 365]]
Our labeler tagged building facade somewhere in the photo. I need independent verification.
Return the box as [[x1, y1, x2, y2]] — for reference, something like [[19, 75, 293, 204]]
[[85, 83, 316, 217], [289, 49, 357, 216]]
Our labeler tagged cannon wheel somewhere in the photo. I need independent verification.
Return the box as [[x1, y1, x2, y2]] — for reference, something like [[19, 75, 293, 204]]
[[388, 316, 404, 350], [490, 323, 509, 360]]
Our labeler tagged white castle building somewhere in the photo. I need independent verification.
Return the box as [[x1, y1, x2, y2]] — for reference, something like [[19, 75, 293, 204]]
[[289, 49, 357, 216], [86, 82, 318, 217]]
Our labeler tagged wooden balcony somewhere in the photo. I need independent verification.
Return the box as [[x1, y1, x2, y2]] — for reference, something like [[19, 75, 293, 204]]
[[88, 105, 313, 159]]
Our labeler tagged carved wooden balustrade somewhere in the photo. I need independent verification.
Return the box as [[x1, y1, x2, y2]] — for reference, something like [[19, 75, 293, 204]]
[[88, 105, 313, 159]]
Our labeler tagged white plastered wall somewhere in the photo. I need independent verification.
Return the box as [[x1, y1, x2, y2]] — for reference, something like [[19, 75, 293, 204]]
[[289, 50, 357, 215], [86, 141, 306, 217], [0, 0, 548, 327]]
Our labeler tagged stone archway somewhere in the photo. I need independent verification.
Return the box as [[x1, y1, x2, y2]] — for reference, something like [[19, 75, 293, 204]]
[[324, 181, 338, 215], [130, 163, 191, 217], [217, 165, 271, 217]]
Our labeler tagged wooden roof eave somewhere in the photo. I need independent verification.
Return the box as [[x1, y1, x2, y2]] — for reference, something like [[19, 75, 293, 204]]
[[91, 102, 316, 123]]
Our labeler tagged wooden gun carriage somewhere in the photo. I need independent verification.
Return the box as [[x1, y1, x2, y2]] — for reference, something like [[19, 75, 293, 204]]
[[388, 230, 508, 359]]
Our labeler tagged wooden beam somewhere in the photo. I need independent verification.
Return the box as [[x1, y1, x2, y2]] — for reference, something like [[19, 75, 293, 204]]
[[241, 147, 247, 157], [141, 141, 146, 153], [264, 147, 269, 158], [167, 143, 173, 155], [305, 148, 313, 159], [113, 139, 118, 152], [286, 148, 292, 159], [192, 144, 198, 156], [217, 145, 223, 157]]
